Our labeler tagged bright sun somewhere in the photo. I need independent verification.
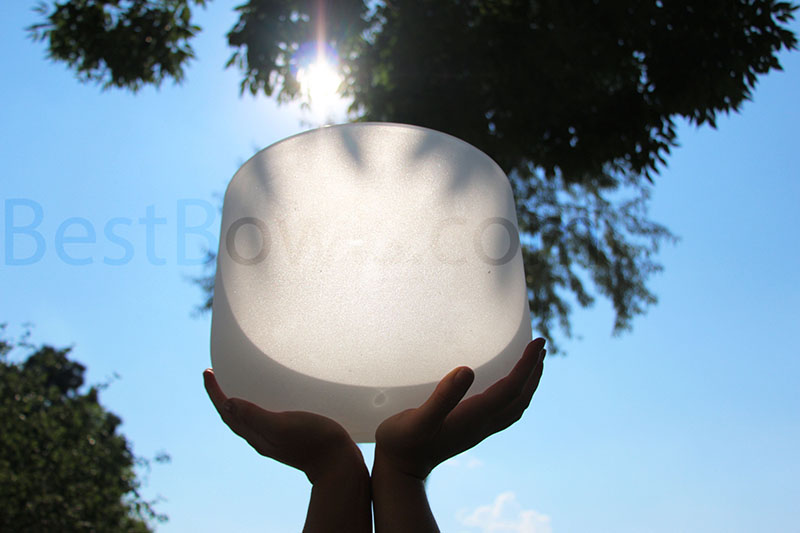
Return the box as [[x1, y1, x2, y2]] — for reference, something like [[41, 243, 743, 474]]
[[297, 58, 343, 120]]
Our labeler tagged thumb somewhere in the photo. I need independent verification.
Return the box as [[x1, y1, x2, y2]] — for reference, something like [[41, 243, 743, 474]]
[[416, 367, 475, 431]]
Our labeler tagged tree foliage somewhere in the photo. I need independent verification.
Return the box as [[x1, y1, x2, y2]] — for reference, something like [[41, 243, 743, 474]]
[[0, 326, 167, 532], [31, 1, 798, 345], [29, 0, 208, 90]]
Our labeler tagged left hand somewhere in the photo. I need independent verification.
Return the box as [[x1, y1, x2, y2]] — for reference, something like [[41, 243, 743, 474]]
[[203, 369, 365, 484]]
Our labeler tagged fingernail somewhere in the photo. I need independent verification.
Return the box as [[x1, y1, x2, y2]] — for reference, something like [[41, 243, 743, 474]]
[[538, 349, 547, 364]]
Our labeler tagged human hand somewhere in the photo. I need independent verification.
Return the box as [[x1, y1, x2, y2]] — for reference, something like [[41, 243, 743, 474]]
[[203, 369, 366, 484], [374, 338, 546, 480]]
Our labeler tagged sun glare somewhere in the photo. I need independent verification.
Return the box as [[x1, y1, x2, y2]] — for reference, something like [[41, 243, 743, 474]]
[[297, 58, 343, 121]]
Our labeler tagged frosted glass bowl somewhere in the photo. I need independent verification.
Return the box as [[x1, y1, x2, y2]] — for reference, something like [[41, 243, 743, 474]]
[[210, 122, 531, 442]]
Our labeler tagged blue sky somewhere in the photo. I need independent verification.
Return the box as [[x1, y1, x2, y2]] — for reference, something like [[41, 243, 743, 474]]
[[2, 3, 799, 532]]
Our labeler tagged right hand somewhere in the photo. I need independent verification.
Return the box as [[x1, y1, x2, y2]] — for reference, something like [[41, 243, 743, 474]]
[[374, 337, 546, 480]]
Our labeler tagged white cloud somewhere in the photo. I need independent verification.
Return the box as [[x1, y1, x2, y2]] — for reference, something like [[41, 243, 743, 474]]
[[458, 491, 552, 533]]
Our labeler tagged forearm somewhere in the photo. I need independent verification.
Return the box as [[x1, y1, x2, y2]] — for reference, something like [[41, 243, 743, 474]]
[[371, 453, 439, 533], [303, 456, 372, 533]]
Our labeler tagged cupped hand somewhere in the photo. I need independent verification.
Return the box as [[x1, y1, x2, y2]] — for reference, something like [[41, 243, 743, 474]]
[[374, 338, 546, 480], [203, 369, 365, 484]]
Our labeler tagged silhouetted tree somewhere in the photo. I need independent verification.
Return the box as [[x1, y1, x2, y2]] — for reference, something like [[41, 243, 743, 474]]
[[29, 1, 799, 344], [0, 326, 168, 532]]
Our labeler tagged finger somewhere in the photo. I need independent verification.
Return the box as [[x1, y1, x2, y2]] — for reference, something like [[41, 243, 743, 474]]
[[223, 398, 281, 435], [501, 338, 545, 392], [490, 349, 545, 433], [516, 348, 545, 411], [204, 370, 279, 453], [203, 369, 229, 416], [464, 338, 544, 413], [204, 369, 273, 429], [203, 369, 244, 430], [415, 366, 475, 431], [218, 398, 284, 456], [445, 339, 545, 427]]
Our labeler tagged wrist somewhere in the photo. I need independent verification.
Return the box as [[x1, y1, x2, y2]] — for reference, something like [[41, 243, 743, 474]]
[[305, 446, 372, 533], [308, 443, 368, 486], [371, 452, 428, 503], [372, 449, 439, 533], [373, 446, 432, 482]]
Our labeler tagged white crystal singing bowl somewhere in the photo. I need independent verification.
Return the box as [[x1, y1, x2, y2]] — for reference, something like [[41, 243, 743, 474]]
[[211, 122, 532, 442]]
